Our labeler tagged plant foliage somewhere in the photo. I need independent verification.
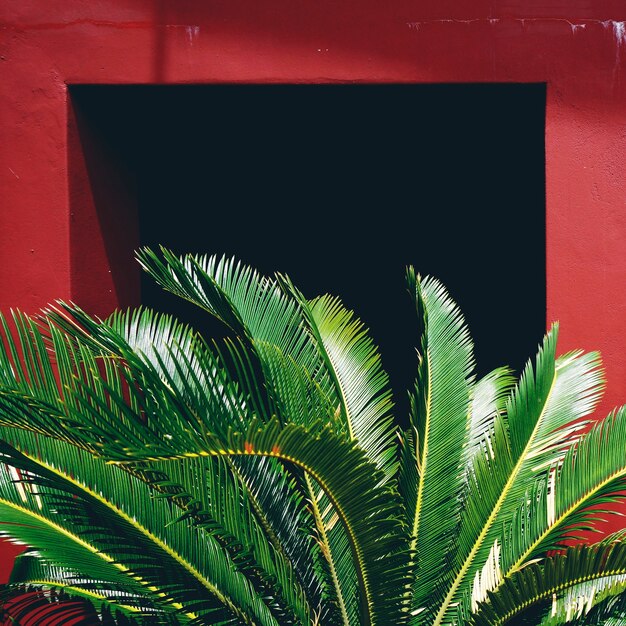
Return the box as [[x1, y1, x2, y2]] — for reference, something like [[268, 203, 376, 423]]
[[0, 248, 624, 625]]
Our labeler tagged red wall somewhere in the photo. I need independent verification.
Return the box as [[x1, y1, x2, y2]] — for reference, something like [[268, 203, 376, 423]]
[[1, 0, 626, 579]]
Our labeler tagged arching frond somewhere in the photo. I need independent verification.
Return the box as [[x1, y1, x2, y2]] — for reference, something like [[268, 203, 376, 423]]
[[134, 248, 338, 416], [133, 454, 316, 625], [471, 540, 626, 626], [109, 418, 410, 626], [0, 435, 281, 625], [538, 574, 626, 625], [0, 451, 184, 621], [0, 585, 157, 626], [60, 305, 348, 622]]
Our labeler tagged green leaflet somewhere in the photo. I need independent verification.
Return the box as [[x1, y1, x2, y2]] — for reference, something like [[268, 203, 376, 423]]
[[139, 455, 315, 625]]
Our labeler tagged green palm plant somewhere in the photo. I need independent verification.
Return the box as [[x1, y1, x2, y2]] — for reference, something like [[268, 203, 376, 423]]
[[0, 248, 625, 625]]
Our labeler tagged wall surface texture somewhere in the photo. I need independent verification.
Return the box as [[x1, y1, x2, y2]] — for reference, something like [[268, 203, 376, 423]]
[[1, 0, 626, 579]]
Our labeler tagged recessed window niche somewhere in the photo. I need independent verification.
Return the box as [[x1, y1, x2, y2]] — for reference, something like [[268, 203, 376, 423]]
[[69, 84, 546, 421]]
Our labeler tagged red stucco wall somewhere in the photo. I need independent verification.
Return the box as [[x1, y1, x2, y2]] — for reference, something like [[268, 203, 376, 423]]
[[1, 1, 626, 580]]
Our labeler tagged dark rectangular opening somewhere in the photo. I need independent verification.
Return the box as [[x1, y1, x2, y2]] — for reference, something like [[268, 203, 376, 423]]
[[69, 83, 546, 421]]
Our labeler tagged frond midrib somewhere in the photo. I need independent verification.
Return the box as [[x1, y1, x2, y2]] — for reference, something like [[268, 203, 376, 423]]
[[410, 350, 431, 554]]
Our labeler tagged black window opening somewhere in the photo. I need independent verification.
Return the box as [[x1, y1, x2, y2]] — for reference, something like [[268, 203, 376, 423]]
[[70, 84, 546, 425]]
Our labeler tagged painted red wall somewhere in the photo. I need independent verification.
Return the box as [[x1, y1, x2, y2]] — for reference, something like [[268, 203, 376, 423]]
[[1, 0, 625, 580]]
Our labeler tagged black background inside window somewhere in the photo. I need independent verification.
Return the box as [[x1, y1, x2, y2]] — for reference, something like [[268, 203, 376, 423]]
[[70, 84, 546, 424]]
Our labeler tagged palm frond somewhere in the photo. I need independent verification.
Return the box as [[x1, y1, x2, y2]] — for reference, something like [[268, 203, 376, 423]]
[[0, 586, 152, 626], [0, 431, 283, 626], [500, 405, 626, 583], [50, 292, 400, 625], [7, 551, 167, 620], [403, 269, 475, 617], [110, 417, 410, 626], [63, 305, 342, 622], [119, 251, 381, 625], [538, 575, 626, 625], [433, 327, 605, 625], [0, 451, 173, 615], [134, 454, 316, 625], [470, 539, 626, 626], [232, 456, 332, 621]]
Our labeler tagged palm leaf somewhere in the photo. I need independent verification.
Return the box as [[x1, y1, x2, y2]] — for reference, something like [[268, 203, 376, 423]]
[[57, 270, 374, 624], [129, 249, 377, 624], [470, 540, 626, 626], [0, 586, 147, 626], [403, 269, 475, 617], [499, 405, 626, 584], [134, 248, 338, 415], [0, 451, 179, 619], [0, 435, 283, 625], [64, 305, 338, 622], [106, 418, 410, 626], [539, 574, 626, 625], [135, 455, 316, 625], [434, 327, 605, 625]]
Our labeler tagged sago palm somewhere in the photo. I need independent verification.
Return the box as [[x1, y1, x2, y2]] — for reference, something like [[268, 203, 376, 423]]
[[0, 248, 625, 625]]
